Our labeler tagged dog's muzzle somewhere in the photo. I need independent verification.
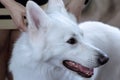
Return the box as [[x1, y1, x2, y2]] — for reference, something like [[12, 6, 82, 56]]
[[62, 54, 109, 78]]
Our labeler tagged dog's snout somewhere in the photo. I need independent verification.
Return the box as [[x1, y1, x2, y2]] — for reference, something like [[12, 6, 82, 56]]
[[97, 54, 109, 65]]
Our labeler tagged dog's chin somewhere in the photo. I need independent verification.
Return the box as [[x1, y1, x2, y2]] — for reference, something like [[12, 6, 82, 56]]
[[63, 60, 94, 78]]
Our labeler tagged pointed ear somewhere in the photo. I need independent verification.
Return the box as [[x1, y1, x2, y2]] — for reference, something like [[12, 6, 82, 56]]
[[47, 0, 67, 15], [26, 1, 49, 30]]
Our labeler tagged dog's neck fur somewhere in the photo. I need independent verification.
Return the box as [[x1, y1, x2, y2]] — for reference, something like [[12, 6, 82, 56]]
[[18, 62, 78, 80]]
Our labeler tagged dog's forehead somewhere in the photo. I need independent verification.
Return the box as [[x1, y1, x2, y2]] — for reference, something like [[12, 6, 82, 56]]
[[46, 15, 82, 39], [44, 11, 83, 39], [48, 13, 79, 30]]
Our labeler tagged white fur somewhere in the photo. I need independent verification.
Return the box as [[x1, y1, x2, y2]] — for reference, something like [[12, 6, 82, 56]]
[[9, 0, 120, 80]]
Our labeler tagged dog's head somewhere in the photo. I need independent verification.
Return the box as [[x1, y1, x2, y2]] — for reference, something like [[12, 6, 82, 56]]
[[26, 0, 109, 78]]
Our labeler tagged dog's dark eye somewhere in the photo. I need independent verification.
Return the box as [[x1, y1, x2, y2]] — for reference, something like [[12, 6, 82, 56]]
[[67, 37, 77, 45]]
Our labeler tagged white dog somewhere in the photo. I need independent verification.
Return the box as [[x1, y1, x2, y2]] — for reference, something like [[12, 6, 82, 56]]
[[9, 0, 120, 80]]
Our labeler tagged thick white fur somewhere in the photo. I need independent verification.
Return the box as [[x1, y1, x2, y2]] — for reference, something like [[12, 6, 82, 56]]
[[9, 0, 120, 80]]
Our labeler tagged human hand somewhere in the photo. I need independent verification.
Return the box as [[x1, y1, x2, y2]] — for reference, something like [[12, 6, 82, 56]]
[[0, 0, 27, 31], [8, 1, 27, 31]]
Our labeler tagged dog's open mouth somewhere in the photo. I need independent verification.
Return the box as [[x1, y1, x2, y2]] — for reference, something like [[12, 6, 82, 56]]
[[63, 60, 94, 78]]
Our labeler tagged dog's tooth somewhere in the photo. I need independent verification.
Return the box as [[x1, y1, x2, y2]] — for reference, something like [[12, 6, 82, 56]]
[[85, 71, 90, 75], [74, 64, 79, 68], [66, 62, 72, 66], [86, 70, 93, 76], [71, 62, 76, 66], [68, 61, 75, 66]]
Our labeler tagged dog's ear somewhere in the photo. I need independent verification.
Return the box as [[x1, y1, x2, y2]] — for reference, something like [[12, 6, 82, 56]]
[[47, 0, 68, 15], [26, 1, 49, 30]]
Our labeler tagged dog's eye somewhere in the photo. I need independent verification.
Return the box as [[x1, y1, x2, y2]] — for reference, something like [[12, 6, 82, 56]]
[[67, 37, 77, 45]]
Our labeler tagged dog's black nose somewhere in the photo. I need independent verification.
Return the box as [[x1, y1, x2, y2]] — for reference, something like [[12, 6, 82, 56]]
[[98, 54, 109, 65]]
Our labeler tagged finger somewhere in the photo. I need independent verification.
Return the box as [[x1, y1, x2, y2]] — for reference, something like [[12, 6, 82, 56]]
[[13, 14, 27, 32], [17, 17, 27, 32]]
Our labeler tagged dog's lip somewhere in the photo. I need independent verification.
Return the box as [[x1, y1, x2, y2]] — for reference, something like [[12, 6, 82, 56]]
[[63, 60, 94, 78]]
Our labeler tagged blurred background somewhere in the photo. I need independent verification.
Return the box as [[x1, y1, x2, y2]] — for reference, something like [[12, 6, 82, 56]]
[[80, 0, 120, 27]]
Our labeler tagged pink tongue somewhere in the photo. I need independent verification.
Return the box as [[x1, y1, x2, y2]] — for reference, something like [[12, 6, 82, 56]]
[[66, 61, 93, 76], [79, 65, 93, 76]]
